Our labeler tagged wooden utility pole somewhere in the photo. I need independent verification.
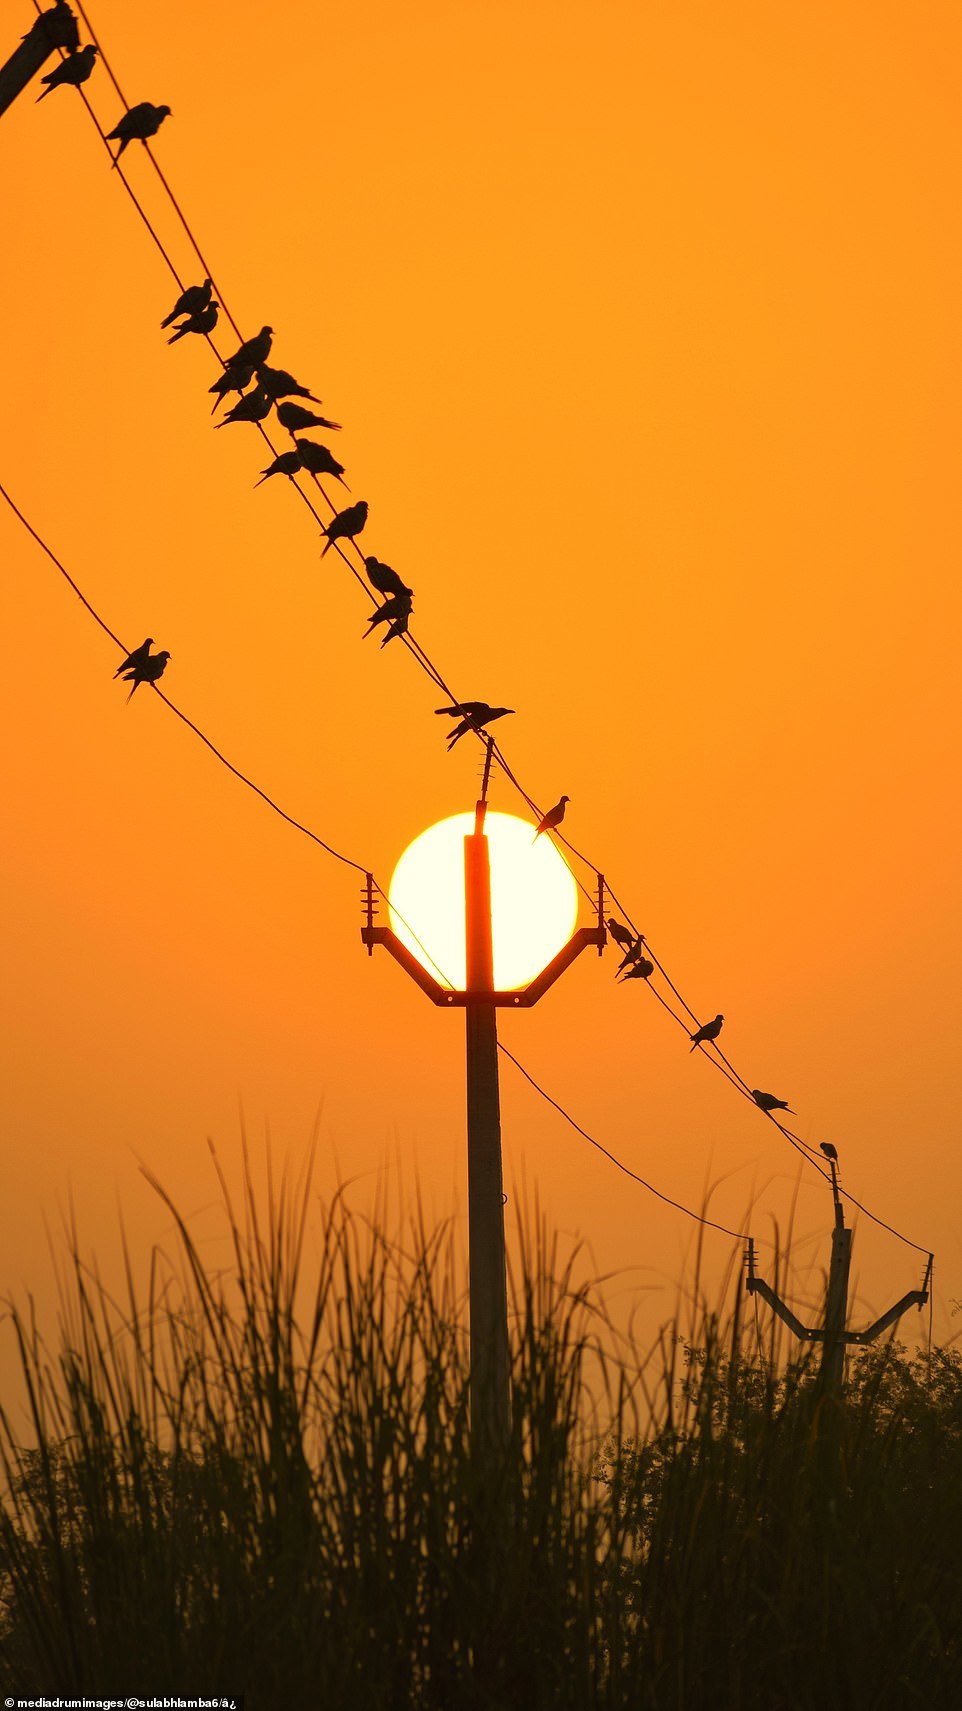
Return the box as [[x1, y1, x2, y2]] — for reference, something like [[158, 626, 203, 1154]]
[[0, 4, 79, 119], [746, 1159, 932, 1400]]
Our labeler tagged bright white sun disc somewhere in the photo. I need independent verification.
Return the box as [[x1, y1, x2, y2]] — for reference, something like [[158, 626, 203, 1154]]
[[388, 811, 579, 990]]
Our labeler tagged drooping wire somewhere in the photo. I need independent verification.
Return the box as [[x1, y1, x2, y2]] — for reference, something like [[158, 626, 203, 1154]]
[[498, 1042, 750, 1243], [0, 474, 766, 1250], [0, 476, 367, 874], [29, 4, 934, 1262]]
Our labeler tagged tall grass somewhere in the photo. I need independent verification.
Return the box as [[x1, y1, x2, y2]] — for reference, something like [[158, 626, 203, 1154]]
[[0, 1153, 959, 1708]]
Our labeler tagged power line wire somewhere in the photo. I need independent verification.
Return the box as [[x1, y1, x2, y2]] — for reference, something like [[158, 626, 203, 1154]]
[[498, 1042, 750, 1243], [24, 5, 933, 1261]]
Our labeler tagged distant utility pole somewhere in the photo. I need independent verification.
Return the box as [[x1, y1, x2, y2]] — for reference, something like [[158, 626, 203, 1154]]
[[0, 4, 79, 119], [746, 1159, 933, 1400], [362, 742, 605, 1460]]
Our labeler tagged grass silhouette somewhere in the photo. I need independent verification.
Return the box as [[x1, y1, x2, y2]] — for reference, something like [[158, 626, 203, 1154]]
[[0, 1150, 959, 1708]]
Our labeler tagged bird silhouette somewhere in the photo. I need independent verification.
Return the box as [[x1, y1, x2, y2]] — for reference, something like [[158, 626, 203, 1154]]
[[255, 451, 301, 487], [277, 401, 342, 434], [534, 795, 569, 841], [617, 936, 649, 973], [619, 958, 655, 982], [160, 279, 212, 329], [23, 8, 80, 51], [321, 501, 368, 555], [208, 362, 255, 412], [106, 101, 171, 164], [364, 592, 413, 640], [606, 918, 635, 953], [296, 439, 348, 485], [752, 1089, 795, 1115], [435, 702, 514, 749], [364, 557, 412, 600], [380, 614, 411, 647], [37, 43, 98, 100], [225, 327, 273, 369], [820, 1142, 839, 1164], [122, 648, 170, 702], [214, 386, 272, 428], [167, 302, 218, 344], [256, 365, 321, 404], [689, 1014, 724, 1052], [113, 637, 153, 678]]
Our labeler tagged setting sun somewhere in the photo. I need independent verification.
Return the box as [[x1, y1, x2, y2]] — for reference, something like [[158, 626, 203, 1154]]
[[388, 810, 579, 991]]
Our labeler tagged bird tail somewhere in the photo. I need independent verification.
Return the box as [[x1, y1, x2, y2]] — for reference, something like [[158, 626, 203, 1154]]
[[320, 537, 333, 556], [160, 310, 178, 329], [125, 681, 139, 704], [167, 326, 186, 345], [689, 1041, 699, 1052]]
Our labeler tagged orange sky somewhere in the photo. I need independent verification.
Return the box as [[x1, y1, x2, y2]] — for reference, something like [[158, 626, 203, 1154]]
[[1, 0, 959, 1365]]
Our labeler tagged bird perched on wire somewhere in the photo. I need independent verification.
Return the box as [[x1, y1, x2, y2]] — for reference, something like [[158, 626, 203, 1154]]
[[277, 401, 342, 434], [533, 796, 569, 841], [113, 637, 153, 679], [617, 935, 649, 973], [606, 918, 636, 953], [321, 501, 368, 555], [619, 957, 655, 982], [121, 647, 170, 702], [296, 439, 348, 485], [37, 43, 99, 100], [214, 386, 272, 428], [379, 613, 413, 648], [820, 1142, 839, 1164], [168, 302, 219, 344], [752, 1089, 795, 1115], [24, 6, 80, 52], [255, 450, 301, 487], [256, 366, 321, 404], [160, 279, 212, 329], [106, 101, 171, 165], [689, 1014, 724, 1052], [364, 591, 413, 642], [364, 556, 412, 600], [224, 327, 273, 370], [435, 702, 514, 750], [208, 362, 255, 413]]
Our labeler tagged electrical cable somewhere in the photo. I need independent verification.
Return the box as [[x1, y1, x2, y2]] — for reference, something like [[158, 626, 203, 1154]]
[[497, 1042, 750, 1242], [23, 2, 934, 1262]]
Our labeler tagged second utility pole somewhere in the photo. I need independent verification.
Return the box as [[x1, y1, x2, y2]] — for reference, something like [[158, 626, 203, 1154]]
[[464, 793, 510, 1456]]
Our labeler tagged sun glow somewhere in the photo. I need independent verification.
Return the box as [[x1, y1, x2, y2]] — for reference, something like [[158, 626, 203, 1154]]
[[388, 811, 579, 990]]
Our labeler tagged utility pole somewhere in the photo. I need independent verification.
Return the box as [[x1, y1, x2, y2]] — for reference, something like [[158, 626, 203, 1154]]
[[463, 791, 509, 1456], [0, 4, 79, 119], [746, 1158, 932, 1401], [362, 746, 606, 1459]]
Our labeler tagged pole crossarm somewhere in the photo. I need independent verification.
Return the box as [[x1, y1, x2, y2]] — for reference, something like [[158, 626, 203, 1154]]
[[360, 923, 605, 1006], [745, 1241, 934, 1352], [0, 4, 79, 118], [744, 1272, 814, 1340], [845, 1254, 933, 1345]]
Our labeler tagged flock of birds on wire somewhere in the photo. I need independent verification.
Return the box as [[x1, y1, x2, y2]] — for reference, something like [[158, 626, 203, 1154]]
[[37, 35, 841, 1175]]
